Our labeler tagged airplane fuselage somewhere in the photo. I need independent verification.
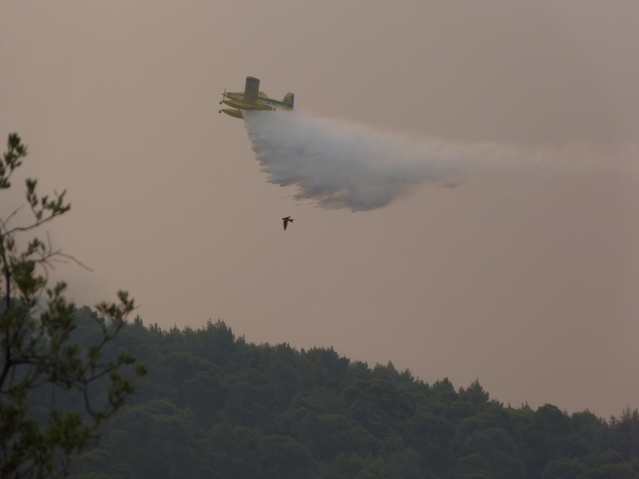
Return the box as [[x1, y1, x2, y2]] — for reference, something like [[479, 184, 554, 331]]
[[222, 98, 274, 111]]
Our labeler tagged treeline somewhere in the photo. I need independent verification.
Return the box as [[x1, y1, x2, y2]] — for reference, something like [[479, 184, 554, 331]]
[[55, 308, 639, 479]]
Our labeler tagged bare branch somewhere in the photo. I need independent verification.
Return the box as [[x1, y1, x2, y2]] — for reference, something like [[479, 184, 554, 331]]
[[0, 205, 24, 233], [4, 213, 63, 236]]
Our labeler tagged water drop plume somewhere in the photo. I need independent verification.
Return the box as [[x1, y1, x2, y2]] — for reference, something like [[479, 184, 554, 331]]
[[243, 111, 533, 211]]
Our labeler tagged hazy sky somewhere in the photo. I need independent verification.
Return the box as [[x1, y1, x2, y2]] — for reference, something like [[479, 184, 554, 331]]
[[1, 1, 638, 418]]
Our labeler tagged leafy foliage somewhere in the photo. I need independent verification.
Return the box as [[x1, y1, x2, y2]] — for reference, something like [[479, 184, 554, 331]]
[[62, 317, 639, 479], [1, 134, 145, 479]]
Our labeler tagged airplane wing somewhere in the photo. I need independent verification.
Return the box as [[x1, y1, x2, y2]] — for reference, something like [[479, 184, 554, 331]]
[[244, 76, 260, 104]]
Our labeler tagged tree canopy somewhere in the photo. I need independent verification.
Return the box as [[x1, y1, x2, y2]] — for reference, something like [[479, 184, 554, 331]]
[[64, 315, 639, 479]]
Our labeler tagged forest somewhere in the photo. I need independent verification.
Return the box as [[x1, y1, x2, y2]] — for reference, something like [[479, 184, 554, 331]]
[[48, 308, 639, 479]]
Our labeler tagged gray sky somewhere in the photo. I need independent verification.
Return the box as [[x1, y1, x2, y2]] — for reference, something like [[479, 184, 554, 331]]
[[1, 1, 638, 418]]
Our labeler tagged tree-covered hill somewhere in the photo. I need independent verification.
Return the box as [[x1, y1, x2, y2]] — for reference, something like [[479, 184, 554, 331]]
[[64, 308, 639, 479]]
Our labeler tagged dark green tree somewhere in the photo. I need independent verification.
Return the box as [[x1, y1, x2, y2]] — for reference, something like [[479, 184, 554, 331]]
[[0, 133, 145, 479], [539, 457, 585, 479], [466, 427, 525, 479], [257, 434, 316, 479], [454, 453, 494, 479]]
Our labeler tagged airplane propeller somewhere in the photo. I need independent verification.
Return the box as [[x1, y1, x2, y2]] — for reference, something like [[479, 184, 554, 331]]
[[219, 88, 226, 105]]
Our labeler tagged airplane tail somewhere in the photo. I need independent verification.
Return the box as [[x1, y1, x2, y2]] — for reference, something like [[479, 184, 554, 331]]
[[282, 93, 294, 108], [244, 76, 260, 103]]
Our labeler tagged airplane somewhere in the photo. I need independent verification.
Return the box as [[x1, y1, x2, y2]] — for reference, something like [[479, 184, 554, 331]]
[[282, 216, 294, 230], [219, 77, 294, 119]]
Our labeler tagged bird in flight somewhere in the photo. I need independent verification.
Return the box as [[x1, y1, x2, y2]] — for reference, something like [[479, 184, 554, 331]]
[[282, 216, 294, 230]]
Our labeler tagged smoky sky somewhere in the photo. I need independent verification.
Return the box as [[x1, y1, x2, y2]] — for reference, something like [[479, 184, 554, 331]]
[[1, 1, 638, 417]]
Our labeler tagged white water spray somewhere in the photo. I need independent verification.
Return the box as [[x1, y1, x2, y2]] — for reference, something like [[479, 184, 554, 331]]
[[243, 111, 545, 211]]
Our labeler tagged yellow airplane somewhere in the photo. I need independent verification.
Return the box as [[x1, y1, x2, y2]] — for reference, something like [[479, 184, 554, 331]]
[[219, 77, 294, 119]]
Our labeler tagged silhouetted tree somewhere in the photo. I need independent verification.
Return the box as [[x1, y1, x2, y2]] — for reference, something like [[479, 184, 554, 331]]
[[0, 133, 145, 479]]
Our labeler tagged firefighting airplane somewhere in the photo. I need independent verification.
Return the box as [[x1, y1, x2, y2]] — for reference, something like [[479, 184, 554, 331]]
[[219, 77, 294, 119]]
